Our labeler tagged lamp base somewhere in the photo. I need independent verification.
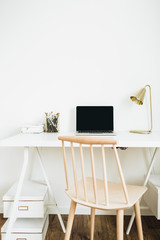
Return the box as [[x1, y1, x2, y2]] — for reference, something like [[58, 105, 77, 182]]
[[130, 130, 151, 134]]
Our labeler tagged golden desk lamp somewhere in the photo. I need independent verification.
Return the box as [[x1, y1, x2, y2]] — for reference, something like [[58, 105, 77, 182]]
[[130, 85, 152, 134]]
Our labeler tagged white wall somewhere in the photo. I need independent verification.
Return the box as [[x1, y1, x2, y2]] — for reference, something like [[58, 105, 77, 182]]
[[0, 0, 160, 214]]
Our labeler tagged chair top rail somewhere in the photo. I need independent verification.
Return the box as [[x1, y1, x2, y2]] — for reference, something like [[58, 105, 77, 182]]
[[58, 136, 117, 145]]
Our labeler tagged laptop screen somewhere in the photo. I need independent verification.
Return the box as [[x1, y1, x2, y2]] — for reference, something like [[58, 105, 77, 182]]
[[76, 106, 114, 132]]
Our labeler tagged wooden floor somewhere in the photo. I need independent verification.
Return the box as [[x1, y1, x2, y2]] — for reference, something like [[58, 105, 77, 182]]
[[0, 214, 160, 239]]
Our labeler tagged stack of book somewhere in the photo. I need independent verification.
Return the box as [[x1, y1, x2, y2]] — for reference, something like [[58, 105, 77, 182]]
[[21, 125, 44, 134]]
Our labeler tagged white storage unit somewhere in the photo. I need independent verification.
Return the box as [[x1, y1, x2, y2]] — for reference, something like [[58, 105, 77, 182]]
[[1, 212, 49, 240], [3, 181, 48, 218], [143, 174, 160, 219]]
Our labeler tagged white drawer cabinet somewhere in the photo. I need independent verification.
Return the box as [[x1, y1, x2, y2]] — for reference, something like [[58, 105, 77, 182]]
[[1, 213, 49, 240], [3, 181, 48, 218], [143, 174, 160, 219]]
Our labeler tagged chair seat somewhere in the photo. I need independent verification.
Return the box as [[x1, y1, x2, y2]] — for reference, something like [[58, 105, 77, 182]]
[[66, 178, 147, 210]]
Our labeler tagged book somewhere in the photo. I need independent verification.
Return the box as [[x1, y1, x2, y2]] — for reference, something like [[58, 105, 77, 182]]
[[21, 125, 44, 134]]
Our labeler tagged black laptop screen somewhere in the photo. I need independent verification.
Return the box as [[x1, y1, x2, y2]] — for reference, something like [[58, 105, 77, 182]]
[[76, 106, 114, 132]]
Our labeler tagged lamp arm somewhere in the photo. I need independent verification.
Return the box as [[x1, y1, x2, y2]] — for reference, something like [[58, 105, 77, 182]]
[[145, 85, 152, 132]]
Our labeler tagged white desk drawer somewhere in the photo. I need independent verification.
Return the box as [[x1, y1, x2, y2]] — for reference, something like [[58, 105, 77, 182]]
[[3, 181, 48, 218], [1, 214, 49, 240]]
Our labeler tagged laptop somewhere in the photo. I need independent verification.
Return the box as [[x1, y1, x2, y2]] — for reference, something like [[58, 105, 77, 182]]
[[76, 106, 116, 136]]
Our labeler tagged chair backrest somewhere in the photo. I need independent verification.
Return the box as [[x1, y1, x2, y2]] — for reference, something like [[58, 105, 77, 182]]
[[58, 136, 129, 207]]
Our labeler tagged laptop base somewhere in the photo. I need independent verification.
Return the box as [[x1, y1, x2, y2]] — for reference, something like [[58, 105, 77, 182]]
[[76, 131, 116, 136]]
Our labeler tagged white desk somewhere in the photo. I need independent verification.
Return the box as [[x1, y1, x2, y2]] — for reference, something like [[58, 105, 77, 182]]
[[0, 132, 61, 147], [1, 131, 160, 147], [0, 131, 160, 238]]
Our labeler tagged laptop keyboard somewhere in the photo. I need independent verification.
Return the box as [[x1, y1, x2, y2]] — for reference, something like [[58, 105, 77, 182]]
[[78, 130, 113, 133], [76, 131, 116, 136]]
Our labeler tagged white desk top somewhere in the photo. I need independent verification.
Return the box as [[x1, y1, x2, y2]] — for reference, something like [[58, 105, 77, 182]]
[[0, 131, 160, 148]]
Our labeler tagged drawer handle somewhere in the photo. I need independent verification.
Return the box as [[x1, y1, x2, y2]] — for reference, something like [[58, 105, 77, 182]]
[[16, 239, 27, 240], [18, 206, 28, 211]]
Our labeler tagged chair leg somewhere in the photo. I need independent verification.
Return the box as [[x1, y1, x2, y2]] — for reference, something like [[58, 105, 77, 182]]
[[90, 208, 95, 240], [64, 200, 77, 240], [117, 209, 124, 240], [134, 201, 144, 240]]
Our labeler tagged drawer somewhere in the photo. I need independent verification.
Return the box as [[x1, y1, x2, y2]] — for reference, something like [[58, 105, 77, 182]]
[[3, 181, 48, 218], [143, 174, 160, 219], [1, 213, 49, 240], [3, 200, 48, 218]]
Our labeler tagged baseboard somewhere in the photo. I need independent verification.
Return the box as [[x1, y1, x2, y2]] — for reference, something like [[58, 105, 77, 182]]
[[0, 206, 3, 214]]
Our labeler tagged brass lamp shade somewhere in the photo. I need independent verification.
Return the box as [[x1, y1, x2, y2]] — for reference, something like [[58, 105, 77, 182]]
[[130, 85, 152, 134], [130, 87, 146, 105]]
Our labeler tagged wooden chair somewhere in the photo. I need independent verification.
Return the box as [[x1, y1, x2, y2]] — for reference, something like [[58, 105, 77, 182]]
[[58, 136, 147, 240]]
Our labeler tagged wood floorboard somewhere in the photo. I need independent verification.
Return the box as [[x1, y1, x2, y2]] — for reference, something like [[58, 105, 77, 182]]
[[0, 214, 160, 239]]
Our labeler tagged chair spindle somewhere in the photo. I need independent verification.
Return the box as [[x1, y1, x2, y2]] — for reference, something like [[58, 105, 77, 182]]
[[71, 142, 78, 198], [79, 144, 88, 202], [90, 144, 98, 204], [101, 145, 109, 206], [62, 141, 69, 190]]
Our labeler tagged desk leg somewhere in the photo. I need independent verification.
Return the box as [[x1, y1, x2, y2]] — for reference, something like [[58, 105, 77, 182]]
[[126, 147, 158, 235], [36, 147, 66, 233], [5, 147, 29, 240]]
